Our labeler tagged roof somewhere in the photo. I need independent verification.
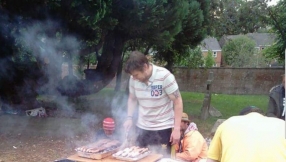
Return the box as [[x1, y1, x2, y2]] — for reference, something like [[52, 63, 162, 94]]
[[246, 33, 276, 47], [219, 34, 243, 47], [201, 37, 221, 51], [219, 33, 276, 48]]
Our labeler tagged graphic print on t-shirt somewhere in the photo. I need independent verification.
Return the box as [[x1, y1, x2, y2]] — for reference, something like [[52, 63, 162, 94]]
[[151, 85, 163, 97]]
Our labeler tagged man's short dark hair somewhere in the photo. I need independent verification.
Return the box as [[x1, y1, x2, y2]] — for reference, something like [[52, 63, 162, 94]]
[[124, 51, 149, 74], [239, 106, 264, 115]]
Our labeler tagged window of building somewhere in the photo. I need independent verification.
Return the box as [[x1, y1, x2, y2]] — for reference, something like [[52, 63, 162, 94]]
[[213, 51, 217, 57]]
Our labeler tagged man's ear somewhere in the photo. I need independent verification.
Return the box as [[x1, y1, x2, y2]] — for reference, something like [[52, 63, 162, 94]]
[[143, 63, 148, 71]]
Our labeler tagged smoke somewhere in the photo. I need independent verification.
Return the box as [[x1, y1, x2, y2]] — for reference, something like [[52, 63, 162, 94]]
[[15, 19, 85, 127], [0, 9, 131, 148], [19, 20, 81, 95], [111, 92, 129, 122], [0, 12, 94, 140]]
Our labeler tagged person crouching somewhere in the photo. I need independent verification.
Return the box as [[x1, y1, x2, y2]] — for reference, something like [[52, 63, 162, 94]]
[[176, 112, 208, 162]]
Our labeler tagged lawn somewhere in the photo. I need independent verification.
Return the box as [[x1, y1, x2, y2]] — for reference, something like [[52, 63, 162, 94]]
[[181, 91, 268, 137], [84, 88, 268, 137], [39, 88, 269, 137]]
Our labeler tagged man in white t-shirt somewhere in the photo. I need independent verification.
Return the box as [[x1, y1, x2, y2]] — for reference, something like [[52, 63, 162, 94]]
[[123, 51, 183, 156]]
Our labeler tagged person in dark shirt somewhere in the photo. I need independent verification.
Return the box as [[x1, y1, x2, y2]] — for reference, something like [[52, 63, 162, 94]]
[[267, 74, 285, 120]]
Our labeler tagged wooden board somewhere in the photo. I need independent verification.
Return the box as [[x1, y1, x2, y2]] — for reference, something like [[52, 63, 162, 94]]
[[67, 153, 163, 162], [74, 139, 120, 160], [77, 149, 117, 160]]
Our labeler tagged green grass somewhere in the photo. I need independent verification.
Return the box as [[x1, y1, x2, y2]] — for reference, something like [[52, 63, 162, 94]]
[[181, 91, 268, 137], [92, 89, 268, 137], [38, 88, 269, 137], [182, 91, 268, 118]]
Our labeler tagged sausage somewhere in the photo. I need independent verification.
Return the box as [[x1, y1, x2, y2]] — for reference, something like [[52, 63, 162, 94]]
[[76, 139, 121, 153]]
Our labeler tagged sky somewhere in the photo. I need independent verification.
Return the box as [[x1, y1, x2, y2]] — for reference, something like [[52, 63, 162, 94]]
[[267, 0, 279, 6]]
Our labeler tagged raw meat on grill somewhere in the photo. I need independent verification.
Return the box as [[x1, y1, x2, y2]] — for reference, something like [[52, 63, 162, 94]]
[[75, 139, 120, 154], [129, 148, 149, 158], [113, 146, 149, 158]]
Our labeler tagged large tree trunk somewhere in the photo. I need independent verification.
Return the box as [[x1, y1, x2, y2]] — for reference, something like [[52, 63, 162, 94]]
[[164, 50, 174, 73], [114, 50, 126, 92], [88, 30, 125, 93], [58, 30, 125, 97]]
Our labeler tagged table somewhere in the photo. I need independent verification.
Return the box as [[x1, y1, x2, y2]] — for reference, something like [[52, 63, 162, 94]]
[[67, 153, 163, 162]]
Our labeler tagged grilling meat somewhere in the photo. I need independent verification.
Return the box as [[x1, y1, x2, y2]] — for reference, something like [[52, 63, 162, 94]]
[[114, 146, 149, 158], [75, 139, 120, 154]]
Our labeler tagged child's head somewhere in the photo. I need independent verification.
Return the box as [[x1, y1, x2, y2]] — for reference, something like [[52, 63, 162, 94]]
[[103, 117, 115, 135]]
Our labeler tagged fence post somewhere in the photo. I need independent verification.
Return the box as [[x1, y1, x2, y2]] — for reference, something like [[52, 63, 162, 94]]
[[200, 71, 214, 120]]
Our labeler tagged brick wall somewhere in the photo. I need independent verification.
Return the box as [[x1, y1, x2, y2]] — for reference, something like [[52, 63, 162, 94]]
[[107, 67, 284, 95]]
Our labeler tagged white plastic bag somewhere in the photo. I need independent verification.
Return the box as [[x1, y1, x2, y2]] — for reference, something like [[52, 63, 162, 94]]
[[26, 107, 47, 117]]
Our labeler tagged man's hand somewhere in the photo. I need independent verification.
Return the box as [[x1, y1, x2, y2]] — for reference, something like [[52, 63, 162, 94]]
[[170, 129, 180, 145], [123, 119, 133, 132]]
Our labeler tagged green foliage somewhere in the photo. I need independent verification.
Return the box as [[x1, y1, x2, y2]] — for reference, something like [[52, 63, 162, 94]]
[[153, 0, 210, 70], [124, 0, 189, 48], [0, 0, 211, 96], [48, 0, 114, 44], [174, 47, 204, 68], [209, 0, 269, 38], [237, 0, 268, 33], [263, 0, 286, 63], [13, 36, 37, 63], [253, 49, 272, 67], [204, 50, 215, 68], [222, 36, 256, 67]]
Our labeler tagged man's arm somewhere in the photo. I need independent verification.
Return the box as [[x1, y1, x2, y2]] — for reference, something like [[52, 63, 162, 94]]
[[267, 97, 277, 117], [127, 93, 137, 117], [169, 89, 183, 131], [123, 93, 137, 131], [168, 89, 183, 144]]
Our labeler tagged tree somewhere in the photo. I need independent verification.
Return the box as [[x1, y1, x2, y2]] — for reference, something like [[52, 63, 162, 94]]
[[174, 47, 204, 68], [205, 51, 215, 68], [153, 0, 210, 71], [262, 0, 286, 63], [222, 36, 256, 67], [53, 0, 209, 93], [237, 0, 268, 33], [0, 0, 113, 103], [0, 1, 51, 108], [209, 0, 269, 38], [0, 0, 211, 99]]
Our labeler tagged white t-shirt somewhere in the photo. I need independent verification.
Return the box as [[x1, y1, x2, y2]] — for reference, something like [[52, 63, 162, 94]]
[[129, 64, 179, 130]]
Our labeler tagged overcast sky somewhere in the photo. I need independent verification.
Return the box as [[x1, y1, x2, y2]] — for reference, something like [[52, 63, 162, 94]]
[[267, 0, 279, 6]]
